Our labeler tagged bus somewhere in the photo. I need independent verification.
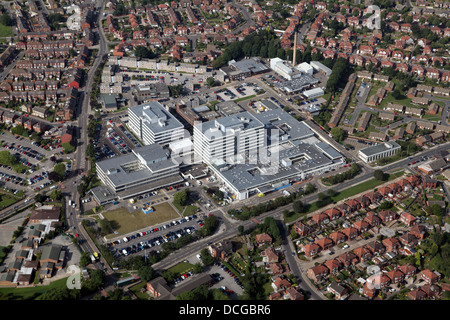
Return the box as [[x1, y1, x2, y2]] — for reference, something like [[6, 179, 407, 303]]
[[114, 276, 138, 288]]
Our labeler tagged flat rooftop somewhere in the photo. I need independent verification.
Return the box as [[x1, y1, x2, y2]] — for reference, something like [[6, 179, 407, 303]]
[[253, 109, 315, 142], [229, 58, 269, 74], [359, 141, 401, 157], [97, 144, 179, 187], [214, 139, 342, 192], [197, 111, 264, 135], [128, 101, 184, 134], [275, 74, 319, 92]]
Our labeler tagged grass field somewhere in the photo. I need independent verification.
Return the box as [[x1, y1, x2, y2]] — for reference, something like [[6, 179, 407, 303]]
[[0, 24, 12, 38], [0, 277, 68, 300], [0, 194, 21, 210], [103, 202, 180, 239], [168, 261, 195, 274]]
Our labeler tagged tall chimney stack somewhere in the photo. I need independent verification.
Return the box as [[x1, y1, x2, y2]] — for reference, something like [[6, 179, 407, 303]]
[[292, 31, 297, 66]]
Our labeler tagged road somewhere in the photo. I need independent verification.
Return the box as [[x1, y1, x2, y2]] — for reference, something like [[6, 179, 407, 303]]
[[64, 0, 111, 274], [230, 0, 255, 35]]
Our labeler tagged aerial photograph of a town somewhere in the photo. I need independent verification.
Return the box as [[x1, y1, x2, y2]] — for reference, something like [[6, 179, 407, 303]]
[[0, 0, 449, 310]]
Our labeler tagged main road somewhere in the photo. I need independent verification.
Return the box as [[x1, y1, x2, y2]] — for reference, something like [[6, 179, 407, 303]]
[[64, 0, 111, 273]]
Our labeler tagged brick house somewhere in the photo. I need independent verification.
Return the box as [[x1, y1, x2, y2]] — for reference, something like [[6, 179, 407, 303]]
[[377, 186, 392, 198], [315, 237, 334, 251], [408, 288, 427, 300], [353, 246, 372, 262], [337, 252, 359, 267], [312, 212, 330, 226], [399, 233, 419, 247], [356, 195, 371, 209], [323, 208, 342, 221], [303, 243, 321, 257], [386, 269, 405, 284], [410, 224, 427, 240], [329, 231, 347, 245], [364, 212, 381, 228], [419, 269, 440, 284], [255, 233, 272, 246], [262, 247, 279, 263], [366, 241, 386, 256], [293, 221, 312, 237], [342, 227, 359, 241], [382, 237, 401, 253], [379, 210, 397, 223], [400, 212, 417, 227], [421, 284, 441, 299], [307, 264, 329, 283], [324, 259, 342, 275], [364, 191, 382, 203], [398, 264, 417, 278], [352, 220, 370, 233]]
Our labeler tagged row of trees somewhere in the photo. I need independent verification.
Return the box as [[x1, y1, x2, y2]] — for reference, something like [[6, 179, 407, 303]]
[[325, 57, 351, 94], [212, 30, 283, 69], [228, 183, 317, 220], [322, 163, 361, 185]]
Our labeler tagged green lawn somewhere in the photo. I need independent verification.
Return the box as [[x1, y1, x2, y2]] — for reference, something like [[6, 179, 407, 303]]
[[168, 261, 195, 274], [331, 171, 404, 202], [129, 281, 150, 300], [378, 93, 417, 110], [0, 194, 21, 210], [0, 24, 12, 38], [0, 277, 68, 299], [234, 95, 256, 103], [103, 203, 180, 239]]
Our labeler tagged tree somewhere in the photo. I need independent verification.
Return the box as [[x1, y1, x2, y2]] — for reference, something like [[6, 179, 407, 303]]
[[34, 193, 47, 203], [62, 142, 74, 154], [293, 200, 305, 214], [0, 150, 17, 166], [50, 189, 62, 201], [330, 127, 345, 142], [430, 204, 444, 217], [391, 88, 401, 99], [206, 77, 219, 87], [134, 46, 154, 59], [53, 163, 66, 181], [0, 13, 13, 26], [327, 189, 337, 197], [173, 189, 189, 207], [305, 183, 316, 194], [374, 170, 388, 181], [200, 248, 214, 266], [137, 265, 155, 282]]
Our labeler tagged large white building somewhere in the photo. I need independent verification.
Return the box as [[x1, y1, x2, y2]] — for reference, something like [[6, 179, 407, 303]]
[[296, 62, 314, 75], [358, 142, 401, 163], [270, 58, 302, 81], [194, 109, 345, 200], [95, 144, 183, 199], [193, 111, 265, 165], [128, 102, 184, 146]]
